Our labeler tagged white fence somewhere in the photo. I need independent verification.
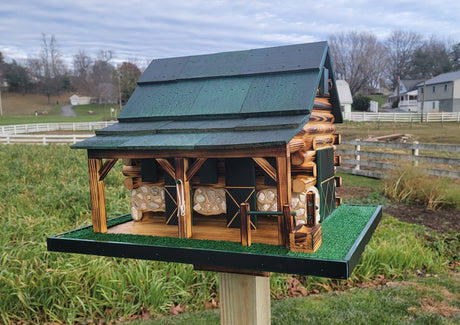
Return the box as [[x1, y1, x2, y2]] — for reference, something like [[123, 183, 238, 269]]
[[0, 134, 95, 145], [0, 121, 117, 135], [337, 140, 460, 179], [348, 111, 460, 123]]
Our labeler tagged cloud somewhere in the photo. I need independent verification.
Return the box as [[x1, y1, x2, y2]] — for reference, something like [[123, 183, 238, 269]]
[[1, 0, 459, 68]]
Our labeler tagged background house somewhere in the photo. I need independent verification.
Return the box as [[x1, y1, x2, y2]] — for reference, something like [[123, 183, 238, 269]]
[[417, 71, 460, 113], [388, 79, 421, 112], [70, 94, 92, 106], [336, 80, 353, 119]]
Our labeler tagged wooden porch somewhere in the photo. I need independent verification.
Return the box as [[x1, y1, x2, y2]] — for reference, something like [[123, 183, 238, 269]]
[[108, 212, 280, 245]]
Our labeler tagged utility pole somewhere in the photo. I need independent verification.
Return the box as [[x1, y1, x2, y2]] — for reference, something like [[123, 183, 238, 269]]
[[0, 71, 3, 117], [117, 71, 122, 112], [421, 77, 426, 123]]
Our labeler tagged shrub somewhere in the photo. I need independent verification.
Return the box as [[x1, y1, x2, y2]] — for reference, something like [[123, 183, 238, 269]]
[[352, 94, 371, 111]]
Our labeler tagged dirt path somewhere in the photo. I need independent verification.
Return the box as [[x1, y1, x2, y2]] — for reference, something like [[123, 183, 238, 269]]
[[60, 104, 77, 116]]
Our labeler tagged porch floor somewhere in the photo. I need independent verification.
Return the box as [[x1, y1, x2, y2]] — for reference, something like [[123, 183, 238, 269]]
[[108, 213, 280, 245]]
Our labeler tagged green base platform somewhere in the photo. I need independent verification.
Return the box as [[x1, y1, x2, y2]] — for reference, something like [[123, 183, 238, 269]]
[[47, 204, 382, 279]]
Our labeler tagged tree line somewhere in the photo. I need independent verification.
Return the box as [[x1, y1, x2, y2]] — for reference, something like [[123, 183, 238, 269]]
[[0, 34, 142, 105], [1, 31, 460, 105], [329, 30, 460, 95]]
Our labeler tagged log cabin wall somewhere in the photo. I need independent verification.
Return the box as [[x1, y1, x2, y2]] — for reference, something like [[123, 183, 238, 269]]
[[289, 92, 342, 222]]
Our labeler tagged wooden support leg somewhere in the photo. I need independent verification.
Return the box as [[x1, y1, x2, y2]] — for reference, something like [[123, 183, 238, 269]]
[[88, 158, 107, 233], [219, 272, 271, 325]]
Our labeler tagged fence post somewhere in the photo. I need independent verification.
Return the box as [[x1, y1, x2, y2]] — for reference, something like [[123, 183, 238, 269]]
[[7, 135, 10, 144], [354, 139, 361, 170], [412, 141, 419, 167], [43, 135, 47, 145]]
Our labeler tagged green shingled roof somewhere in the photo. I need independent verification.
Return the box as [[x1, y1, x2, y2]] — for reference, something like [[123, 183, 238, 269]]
[[73, 41, 342, 151]]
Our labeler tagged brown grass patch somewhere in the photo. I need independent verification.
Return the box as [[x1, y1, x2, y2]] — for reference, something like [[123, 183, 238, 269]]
[[1, 92, 73, 116], [420, 297, 459, 318]]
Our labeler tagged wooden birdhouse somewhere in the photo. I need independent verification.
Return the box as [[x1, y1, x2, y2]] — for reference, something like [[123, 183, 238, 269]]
[[48, 42, 381, 279]]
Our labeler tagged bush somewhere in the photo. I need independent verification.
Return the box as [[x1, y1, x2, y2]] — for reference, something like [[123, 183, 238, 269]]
[[352, 94, 371, 111]]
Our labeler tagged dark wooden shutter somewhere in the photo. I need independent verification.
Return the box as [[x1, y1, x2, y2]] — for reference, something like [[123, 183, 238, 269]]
[[141, 159, 158, 183], [316, 147, 336, 221], [199, 158, 218, 184], [224, 158, 257, 229]]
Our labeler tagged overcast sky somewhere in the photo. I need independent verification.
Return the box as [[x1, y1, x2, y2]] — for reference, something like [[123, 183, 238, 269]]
[[1, 0, 460, 68]]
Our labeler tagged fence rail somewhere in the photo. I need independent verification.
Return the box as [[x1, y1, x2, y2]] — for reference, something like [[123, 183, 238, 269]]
[[0, 121, 117, 135], [348, 112, 460, 123], [337, 140, 460, 179], [0, 134, 95, 145]]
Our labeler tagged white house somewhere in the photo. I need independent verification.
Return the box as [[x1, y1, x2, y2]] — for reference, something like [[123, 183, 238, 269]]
[[70, 94, 92, 106], [336, 80, 353, 119], [417, 71, 460, 113], [388, 79, 421, 112]]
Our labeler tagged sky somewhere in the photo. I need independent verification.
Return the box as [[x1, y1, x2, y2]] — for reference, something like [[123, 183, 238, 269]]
[[1, 0, 460, 69]]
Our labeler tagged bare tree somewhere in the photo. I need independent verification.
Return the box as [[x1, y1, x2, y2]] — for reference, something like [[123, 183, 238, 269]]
[[97, 50, 113, 63], [329, 31, 387, 95], [72, 50, 92, 94], [73, 50, 91, 76], [40, 33, 65, 79], [38, 34, 68, 103], [89, 51, 116, 103], [385, 30, 422, 89]]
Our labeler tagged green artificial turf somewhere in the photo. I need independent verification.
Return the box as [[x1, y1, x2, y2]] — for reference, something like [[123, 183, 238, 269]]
[[62, 204, 380, 261]]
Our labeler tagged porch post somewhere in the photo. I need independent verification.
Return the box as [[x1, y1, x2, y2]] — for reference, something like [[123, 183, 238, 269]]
[[175, 158, 192, 238], [88, 157, 107, 233], [276, 146, 292, 247]]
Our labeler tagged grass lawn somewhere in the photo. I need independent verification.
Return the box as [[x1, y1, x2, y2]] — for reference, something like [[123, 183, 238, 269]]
[[0, 92, 116, 125], [133, 273, 460, 325], [1, 145, 459, 324]]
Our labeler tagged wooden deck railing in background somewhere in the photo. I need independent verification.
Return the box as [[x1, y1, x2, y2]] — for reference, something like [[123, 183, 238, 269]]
[[337, 140, 460, 179]]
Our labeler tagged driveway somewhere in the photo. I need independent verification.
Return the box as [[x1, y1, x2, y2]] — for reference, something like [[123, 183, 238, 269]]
[[60, 105, 77, 117]]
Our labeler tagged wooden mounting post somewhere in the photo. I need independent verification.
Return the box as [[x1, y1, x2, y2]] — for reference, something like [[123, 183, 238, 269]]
[[219, 272, 271, 325], [240, 202, 251, 246], [88, 158, 107, 232]]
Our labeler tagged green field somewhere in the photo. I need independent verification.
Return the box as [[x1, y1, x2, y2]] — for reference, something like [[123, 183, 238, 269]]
[[0, 93, 459, 323], [1, 145, 458, 324]]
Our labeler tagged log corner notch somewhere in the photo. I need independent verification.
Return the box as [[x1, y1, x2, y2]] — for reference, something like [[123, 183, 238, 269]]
[[88, 158, 118, 233]]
